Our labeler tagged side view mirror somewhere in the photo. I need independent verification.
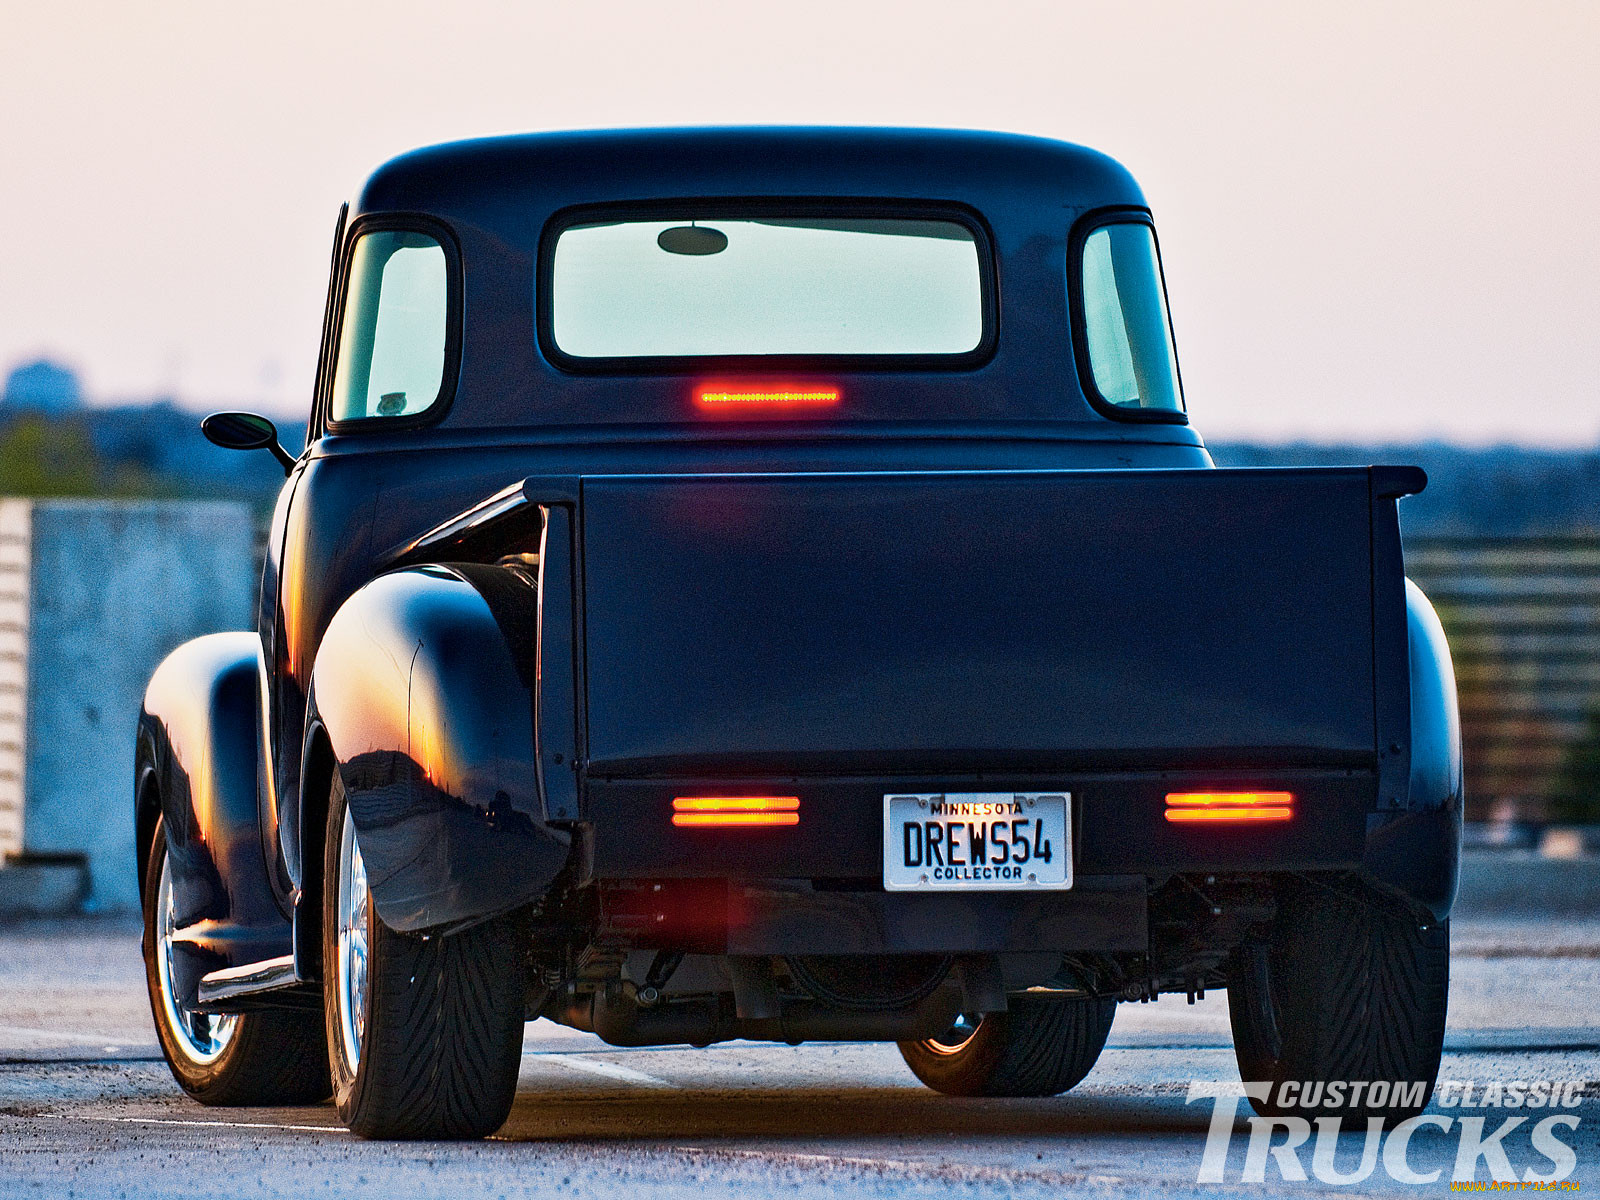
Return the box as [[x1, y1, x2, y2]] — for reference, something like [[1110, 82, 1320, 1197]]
[[201, 411, 296, 476]]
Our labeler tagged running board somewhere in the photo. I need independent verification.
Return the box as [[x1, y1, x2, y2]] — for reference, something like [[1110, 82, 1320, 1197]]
[[196, 955, 319, 1014]]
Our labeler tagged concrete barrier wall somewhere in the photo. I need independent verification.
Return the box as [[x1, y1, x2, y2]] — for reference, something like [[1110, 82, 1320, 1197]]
[[0, 499, 256, 911], [1454, 849, 1600, 918]]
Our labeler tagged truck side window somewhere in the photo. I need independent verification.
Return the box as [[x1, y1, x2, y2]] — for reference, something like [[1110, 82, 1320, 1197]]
[[330, 230, 449, 423], [1077, 222, 1183, 414]]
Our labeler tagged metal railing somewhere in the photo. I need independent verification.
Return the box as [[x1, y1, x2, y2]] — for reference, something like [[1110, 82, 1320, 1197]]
[[1407, 536, 1600, 820]]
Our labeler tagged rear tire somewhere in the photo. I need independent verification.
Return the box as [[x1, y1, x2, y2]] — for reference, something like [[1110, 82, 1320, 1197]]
[[1228, 877, 1448, 1123], [898, 995, 1116, 1097], [321, 771, 526, 1139], [141, 816, 330, 1106]]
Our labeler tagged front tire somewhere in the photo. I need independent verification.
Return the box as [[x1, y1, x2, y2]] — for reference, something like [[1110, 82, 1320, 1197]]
[[141, 817, 330, 1105], [898, 995, 1116, 1097], [1228, 877, 1449, 1123], [321, 771, 526, 1139]]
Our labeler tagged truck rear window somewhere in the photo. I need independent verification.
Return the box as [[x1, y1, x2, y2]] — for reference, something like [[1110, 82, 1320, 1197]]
[[548, 215, 986, 362]]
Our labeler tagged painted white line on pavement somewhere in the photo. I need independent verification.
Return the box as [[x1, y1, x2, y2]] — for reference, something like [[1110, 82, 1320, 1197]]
[[524, 1052, 678, 1088], [38, 1113, 347, 1135]]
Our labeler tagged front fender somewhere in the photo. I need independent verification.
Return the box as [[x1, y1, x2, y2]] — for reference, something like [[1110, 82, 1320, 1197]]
[[137, 633, 289, 1007], [308, 563, 570, 933], [1363, 579, 1464, 920]]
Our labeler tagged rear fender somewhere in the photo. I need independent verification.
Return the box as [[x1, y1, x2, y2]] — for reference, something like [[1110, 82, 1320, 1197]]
[[306, 563, 571, 934], [137, 633, 289, 1008], [1363, 579, 1464, 919]]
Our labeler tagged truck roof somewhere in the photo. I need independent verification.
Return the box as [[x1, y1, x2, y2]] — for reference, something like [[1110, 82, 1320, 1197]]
[[355, 127, 1147, 221]]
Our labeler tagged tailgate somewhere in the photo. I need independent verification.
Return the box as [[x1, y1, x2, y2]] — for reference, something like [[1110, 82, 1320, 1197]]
[[579, 468, 1400, 776]]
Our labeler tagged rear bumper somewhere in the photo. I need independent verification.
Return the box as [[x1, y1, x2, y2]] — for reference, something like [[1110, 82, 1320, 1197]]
[[588, 769, 1374, 880], [586, 767, 1460, 934], [595, 874, 1149, 956], [731, 876, 1147, 954]]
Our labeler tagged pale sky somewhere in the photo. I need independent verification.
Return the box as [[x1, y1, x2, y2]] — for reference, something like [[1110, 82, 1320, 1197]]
[[2, 0, 1596, 444]]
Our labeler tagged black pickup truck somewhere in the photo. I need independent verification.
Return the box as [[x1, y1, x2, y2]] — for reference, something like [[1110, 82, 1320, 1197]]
[[136, 127, 1461, 1139]]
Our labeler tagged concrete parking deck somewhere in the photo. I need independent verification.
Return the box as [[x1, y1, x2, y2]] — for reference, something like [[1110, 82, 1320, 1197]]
[[0, 914, 1595, 1197]]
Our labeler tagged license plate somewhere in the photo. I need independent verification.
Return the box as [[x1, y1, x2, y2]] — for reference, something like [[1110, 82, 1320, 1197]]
[[882, 793, 1072, 891]]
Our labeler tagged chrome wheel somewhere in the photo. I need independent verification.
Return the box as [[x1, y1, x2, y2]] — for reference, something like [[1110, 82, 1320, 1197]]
[[923, 1013, 983, 1056], [155, 854, 238, 1064], [336, 806, 370, 1074]]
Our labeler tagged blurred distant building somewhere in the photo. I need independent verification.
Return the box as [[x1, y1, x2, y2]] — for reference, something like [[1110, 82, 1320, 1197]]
[[3, 359, 83, 413]]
